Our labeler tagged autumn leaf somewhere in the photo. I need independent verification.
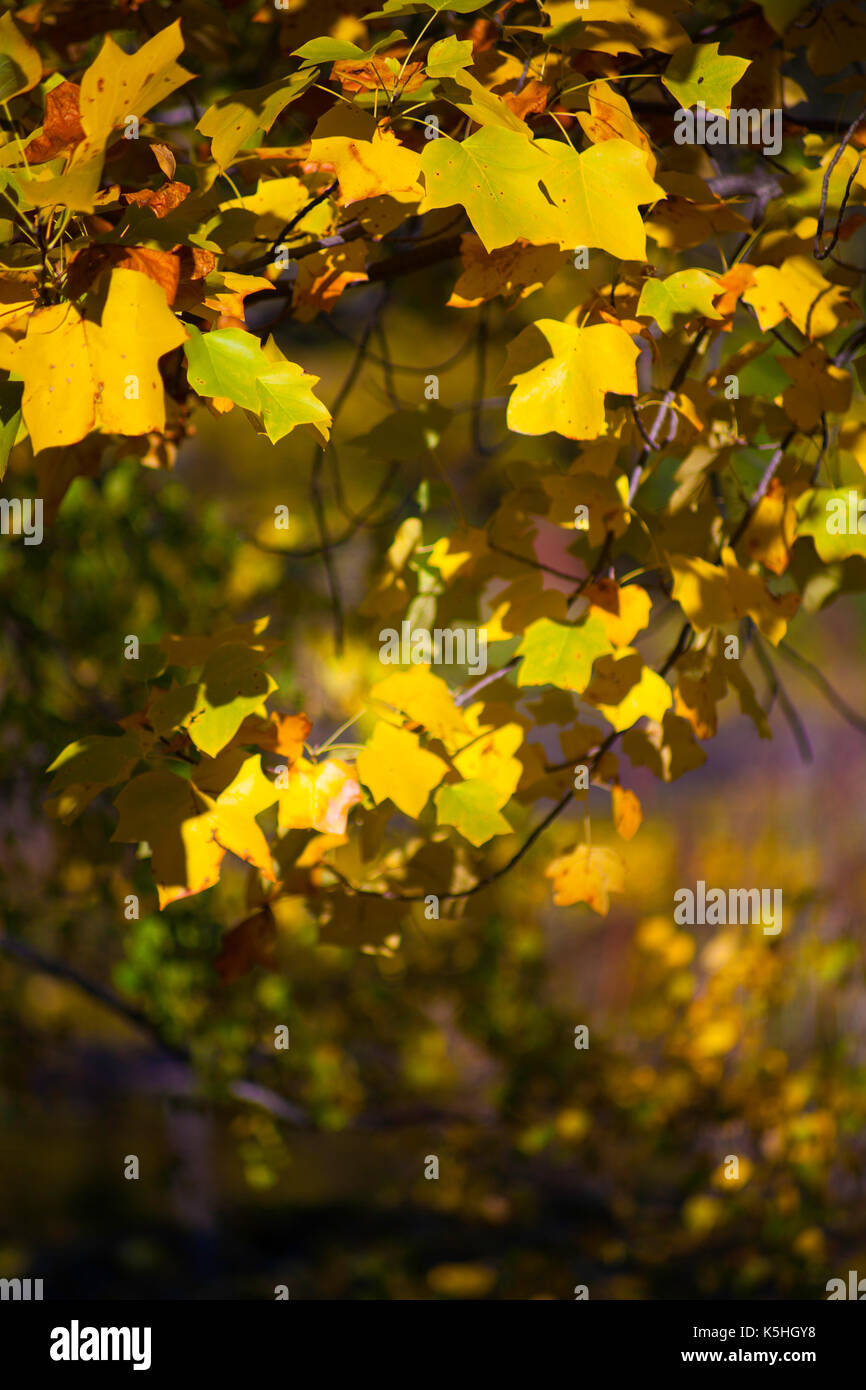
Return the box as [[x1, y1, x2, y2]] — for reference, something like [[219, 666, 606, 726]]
[[79, 21, 193, 150], [277, 758, 362, 834], [357, 721, 448, 817], [9, 268, 188, 453], [198, 71, 314, 170], [419, 126, 557, 253], [636, 269, 724, 332], [309, 108, 421, 203], [611, 785, 642, 840], [184, 326, 331, 443], [516, 616, 614, 693], [505, 320, 640, 439], [369, 665, 470, 744], [0, 11, 42, 101], [661, 42, 750, 112], [545, 844, 626, 914], [534, 137, 665, 260], [447, 235, 565, 308], [434, 779, 511, 846]]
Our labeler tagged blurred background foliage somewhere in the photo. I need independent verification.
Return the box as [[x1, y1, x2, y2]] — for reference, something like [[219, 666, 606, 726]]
[[2, 0, 866, 1300]]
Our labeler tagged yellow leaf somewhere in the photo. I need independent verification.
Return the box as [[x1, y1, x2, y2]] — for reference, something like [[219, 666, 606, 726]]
[[505, 320, 639, 440], [612, 784, 642, 840], [447, 234, 565, 309], [453, 707, 523, 805], [534, 137, 664, 260], [669, 553, 731, 629], [79, 21, 193, 149], [743, 256, 859, 340], [12, 269, 187, 452], [309, 107, 421, 203], [576, 81, 656, 174], [587, 650, 673, 732], [0, 11, 42, 99], [370, 665, 470, 746], [356, 721, 448, 818], [584, 579, 652, 646], [277, 758, 362, 835], [742, 478, 798, 576], [545, 844, 626, 914]]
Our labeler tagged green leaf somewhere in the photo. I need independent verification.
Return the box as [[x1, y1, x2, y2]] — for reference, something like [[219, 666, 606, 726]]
[[185, 643, 277, 758], [434, 778, 511, 846], [185, 327, 330, 442], [425, 36, 474, 80], [197, 71, 314, 170], [636, 269, 724, 332], [256, 363, 331, 444], [795, 489, 866, 562], [45, 729, 143, 823], [185, 326, 263, 410], [437, 72, 529, 133], [0, 379, 23, 480], [293, 30, 405, 64], [420, 126, 556, 253], [364, 0, 488, 17], [516, 617, 613, 693], [661, 42, 750, 113]]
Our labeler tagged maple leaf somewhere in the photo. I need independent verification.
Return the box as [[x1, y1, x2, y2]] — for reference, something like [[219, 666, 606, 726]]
[[79, 21, 193, 150], [198, 71, 314, 170], [434, 779, 511, 846], [669, 549, 800, 645], [277, 758, 362, 835], [545, 844, 626, 914], [534, 137, 665, 260], [576, 80, 656, 174], [0, 11, 42, 101], [184, 326, 331, 443], [25, 82, 84, 164], [369, 665, 470, 745], [636, 269, 724, 332], [584, 580, 652, 647], [516, 616, 614, 693], [309, 108, 421, 203], [611, 785, 642, 841], [9, 268, 187, 453], [447, 235, 565, 308], [661, 42, 751, 113], [357, 721, 448, 818], [504, 320, 640, 439], [742, 256, 860, 340], [585, 651, 673, 733], [419, 127, 557, 253]]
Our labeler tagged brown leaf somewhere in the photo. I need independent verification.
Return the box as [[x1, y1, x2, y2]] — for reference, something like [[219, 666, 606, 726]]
[[176, 246, 217, 283], [26, 81, 85, 164], [503, 79, 550, 120], [214, 909, 276, 983], [331, 57, 424, 95], [65, 244, 182, 303], [150, 141, 176, 180], [235, 711, 312, 762], [123, 180, 190, 218]]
